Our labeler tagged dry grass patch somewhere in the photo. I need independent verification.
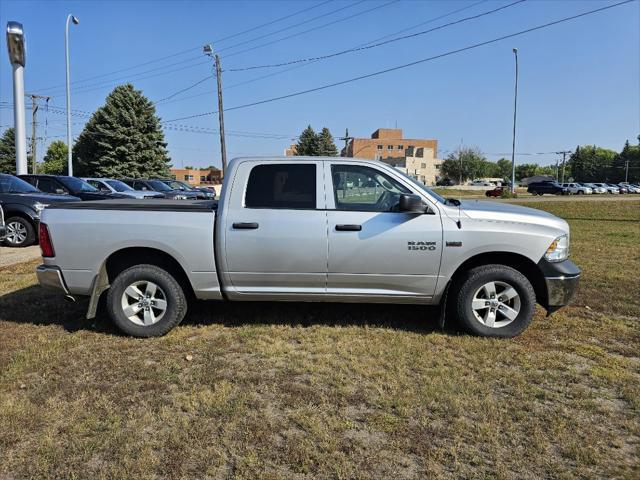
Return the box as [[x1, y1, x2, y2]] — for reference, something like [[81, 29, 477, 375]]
[[0, 200, 638, 479]]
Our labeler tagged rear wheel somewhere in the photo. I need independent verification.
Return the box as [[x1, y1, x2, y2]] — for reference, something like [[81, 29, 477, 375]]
[[3, 216, 35, 247], [107, 264, 187, 337], [453, 264, 536, 338]]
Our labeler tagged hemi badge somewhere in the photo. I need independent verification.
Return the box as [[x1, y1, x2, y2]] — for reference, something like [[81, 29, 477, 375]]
[[446, 241, 462, 247]]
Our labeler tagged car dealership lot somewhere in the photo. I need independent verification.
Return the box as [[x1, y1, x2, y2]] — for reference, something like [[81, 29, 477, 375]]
[[0, 199, 638, 479]]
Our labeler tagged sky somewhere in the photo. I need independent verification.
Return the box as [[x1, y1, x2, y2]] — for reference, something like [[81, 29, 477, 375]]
[[0, 0, 638, 170]]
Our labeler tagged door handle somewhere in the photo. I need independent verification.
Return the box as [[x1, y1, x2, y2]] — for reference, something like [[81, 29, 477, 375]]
[[232, 222, 259, 230], [335, 224, 362, 231]]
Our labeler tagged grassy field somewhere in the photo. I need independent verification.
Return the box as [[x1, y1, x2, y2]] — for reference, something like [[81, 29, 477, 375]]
[[0, 200, 638, 479]]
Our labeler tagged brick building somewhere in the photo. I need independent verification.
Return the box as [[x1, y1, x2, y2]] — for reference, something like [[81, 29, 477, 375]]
[[383, 146, 443, 186], [170, 167, 222, 186], [341, 128, 438, 162]]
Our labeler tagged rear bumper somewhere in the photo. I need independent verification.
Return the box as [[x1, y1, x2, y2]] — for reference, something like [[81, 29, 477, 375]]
[[36, 264, 69, 294], [537, 258, 581, 314]]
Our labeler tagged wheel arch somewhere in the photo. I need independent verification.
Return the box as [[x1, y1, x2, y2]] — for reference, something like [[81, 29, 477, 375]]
[[448, 251, 547, 307], [104, 247, 195, 299]]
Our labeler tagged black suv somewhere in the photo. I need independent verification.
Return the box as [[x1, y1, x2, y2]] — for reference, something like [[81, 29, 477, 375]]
[[121, 179, 199, 199], [19, 174, 129, 201], [0, 174, 80, 247], [527, 181, 569, 196], [155, 179, 212, 199]]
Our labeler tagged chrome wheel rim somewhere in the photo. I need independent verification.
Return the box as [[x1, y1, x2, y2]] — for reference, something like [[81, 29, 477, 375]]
[[471, 281, 521, 328], [6, 221, 27, 245], [120, 280, 167, 326]]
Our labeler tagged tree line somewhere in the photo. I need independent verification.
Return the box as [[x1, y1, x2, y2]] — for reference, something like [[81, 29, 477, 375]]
[[440, 141, 640, 183]]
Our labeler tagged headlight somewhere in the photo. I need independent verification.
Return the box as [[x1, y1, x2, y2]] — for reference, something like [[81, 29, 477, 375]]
[[174, 195, 187, 200], [545, 234, 570, 262], [34, 202, 49, 218]]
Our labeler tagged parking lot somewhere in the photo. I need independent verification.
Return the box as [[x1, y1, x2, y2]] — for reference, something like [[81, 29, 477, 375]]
[[1, 199, 638, 479]]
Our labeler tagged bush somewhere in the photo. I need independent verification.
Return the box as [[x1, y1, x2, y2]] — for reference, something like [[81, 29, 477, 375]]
[[500, 189, 518, 199]]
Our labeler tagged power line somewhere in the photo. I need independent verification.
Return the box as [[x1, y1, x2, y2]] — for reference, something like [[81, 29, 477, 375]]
[[163, 0, 634, 123], [222, 0, 400, 59], [214, 0, 335, 44], [217, 0, 367, 53], [30, 0, 334, 93], [153, 75, 213, 104], [153, 0, 492, 105], [226, 0, 524, 72]]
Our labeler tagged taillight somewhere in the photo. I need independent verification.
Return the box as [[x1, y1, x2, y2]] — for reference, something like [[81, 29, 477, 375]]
[[39, 223, 55, 258]]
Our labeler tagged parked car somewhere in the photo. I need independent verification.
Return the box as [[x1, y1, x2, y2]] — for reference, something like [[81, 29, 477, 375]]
[[195, 185, 217, 198], [620, 183, 639, 193], [83, 178, 165, 199], [527, 181, 568, 195], [155, 179, 212, 199], [485, 187, 504, 198], [591, 183, 619, 194], [580, 182, 606, 194], [608, 183, 625, 194], [0, 174, 80, 247], [19, 174, 129, 201], [121, 179, 198, 199], [37, 156, 580, 339], [561, 183, 592, 195], [470, 180, 493, 187], [436, 178, 456, 187]]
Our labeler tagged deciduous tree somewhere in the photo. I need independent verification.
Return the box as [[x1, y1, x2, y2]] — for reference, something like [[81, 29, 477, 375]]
[[40, 140, 68, 174]]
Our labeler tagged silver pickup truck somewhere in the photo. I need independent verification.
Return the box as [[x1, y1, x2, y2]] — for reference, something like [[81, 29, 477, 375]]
[[36, 157, 580, 338]]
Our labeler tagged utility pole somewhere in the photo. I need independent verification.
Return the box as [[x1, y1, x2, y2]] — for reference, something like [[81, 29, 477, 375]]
[[203, 44, 227, 176], [26, 93, 50, 174], [555, 150, 571, 183], [624, 158, 630, 182], [510, 48, 519, 194], [338, 128, 353, 157]]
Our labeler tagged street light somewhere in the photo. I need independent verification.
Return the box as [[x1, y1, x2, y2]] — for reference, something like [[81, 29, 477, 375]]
[[65, 14, 79, 175], [510, 47, 519, 193], [6, 21, 28, 175]]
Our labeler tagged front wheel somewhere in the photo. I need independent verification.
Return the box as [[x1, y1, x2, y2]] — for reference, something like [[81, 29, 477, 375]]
[[107, 264, 187, 337], [453, 265, 536, 338]]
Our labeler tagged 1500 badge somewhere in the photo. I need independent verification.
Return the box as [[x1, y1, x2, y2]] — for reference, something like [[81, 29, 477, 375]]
[[408, 241, 436, 251]]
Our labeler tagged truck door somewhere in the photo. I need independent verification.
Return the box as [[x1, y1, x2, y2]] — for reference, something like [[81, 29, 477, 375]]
[[325, 162, 442, 300], [221, 161, 327, 297]]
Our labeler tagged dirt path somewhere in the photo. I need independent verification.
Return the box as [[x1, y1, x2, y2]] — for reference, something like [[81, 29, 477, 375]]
[[0, 246, 41, 268]]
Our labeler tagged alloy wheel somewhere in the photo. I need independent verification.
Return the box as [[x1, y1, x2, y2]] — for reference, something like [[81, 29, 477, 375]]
[[120, 280, 168, 326], [6, 221, 27, 245], [471, 281, 521, 328]]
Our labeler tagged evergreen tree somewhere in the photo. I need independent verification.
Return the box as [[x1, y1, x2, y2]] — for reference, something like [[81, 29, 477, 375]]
[[317, 127, 338, 156], [73, 84, 171, 177], [294, 125, 318, 156], [0, 128, 16, 175], [40, 140, 68, 174]]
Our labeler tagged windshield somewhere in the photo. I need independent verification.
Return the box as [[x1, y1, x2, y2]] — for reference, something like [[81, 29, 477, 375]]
[[165, 180, 194, 191], [106, 179, 134, 192], [146, 180, 173, 191], [0, 175, 40, 193], [395, 169, 446, 204], [58, 176, 99, 192]]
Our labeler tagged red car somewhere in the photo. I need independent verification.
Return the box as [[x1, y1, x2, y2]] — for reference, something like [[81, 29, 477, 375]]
[[485, 186, 504, 197]]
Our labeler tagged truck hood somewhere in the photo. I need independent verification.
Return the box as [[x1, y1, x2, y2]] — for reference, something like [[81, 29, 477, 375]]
[[457, 200, 569, 232]]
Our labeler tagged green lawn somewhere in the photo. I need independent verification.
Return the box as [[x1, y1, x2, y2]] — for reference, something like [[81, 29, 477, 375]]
[[0, 200, 638, 479]]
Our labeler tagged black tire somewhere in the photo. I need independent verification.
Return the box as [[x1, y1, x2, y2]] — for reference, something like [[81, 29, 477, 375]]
[[107, 264, 187, 337], [528, 190, 536, 196], [453, 264, 536, 338], [3, 216, 36, 247], [577, 190, 584, 195]]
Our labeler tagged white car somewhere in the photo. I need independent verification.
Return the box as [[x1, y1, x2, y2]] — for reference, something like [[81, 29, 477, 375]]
[[470, 180, 493, 186], [561, 183, 592, 195], [580, 183, 606, 194], [620, 183, 640, 193], [592, 183, 619, 194]]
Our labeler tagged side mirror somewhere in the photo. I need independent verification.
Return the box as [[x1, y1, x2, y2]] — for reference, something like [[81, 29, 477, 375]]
[[55, 188, 66, 195], [100, 187, 110, 192], [399, 193, 425, 213]]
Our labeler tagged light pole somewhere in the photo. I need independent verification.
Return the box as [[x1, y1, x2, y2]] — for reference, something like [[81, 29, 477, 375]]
[[510, 47, 518, 193], [65, 14, 79, 175], [6, 21, 28, 175]]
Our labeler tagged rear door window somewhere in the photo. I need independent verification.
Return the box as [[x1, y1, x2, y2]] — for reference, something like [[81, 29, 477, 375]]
[[37, 178, 66, 194], [245, 164, 316, 209]]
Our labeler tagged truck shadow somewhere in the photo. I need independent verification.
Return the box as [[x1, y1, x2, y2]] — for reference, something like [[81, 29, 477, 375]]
[[0, 286, 449, 336]]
